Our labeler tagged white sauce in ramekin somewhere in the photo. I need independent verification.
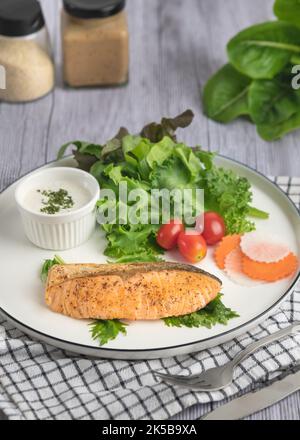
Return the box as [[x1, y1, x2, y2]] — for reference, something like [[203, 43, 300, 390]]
[[24, 180, 92, 214], [15, 167, 100, 250]]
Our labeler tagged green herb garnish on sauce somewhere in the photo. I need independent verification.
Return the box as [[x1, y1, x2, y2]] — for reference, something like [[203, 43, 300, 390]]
[[38, 188, 74, 214]]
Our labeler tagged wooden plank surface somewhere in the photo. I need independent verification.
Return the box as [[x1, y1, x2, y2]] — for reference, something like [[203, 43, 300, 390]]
[[0, 0, 299, 420]]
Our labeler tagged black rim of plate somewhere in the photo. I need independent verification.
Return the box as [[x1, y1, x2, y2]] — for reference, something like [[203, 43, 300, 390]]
[[0, 155, 299, 354]]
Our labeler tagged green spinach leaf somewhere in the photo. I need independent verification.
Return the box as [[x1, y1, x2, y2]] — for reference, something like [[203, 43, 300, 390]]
[[203, 64, 251, 122], [248, 74, 300, 125], [274, 0, 300, 27], [257, 109, 300, 140], [227, 21, 300, 79]]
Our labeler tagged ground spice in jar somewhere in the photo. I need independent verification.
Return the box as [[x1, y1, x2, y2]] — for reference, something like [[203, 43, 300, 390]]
[[0, 0, 55, 103], [62, 0, 129, 87], [0, 38, 54, 103]]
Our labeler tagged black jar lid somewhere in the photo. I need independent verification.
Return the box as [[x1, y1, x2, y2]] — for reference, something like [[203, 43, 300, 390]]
[[63, 0, 126, 19], [0, 0, 45, 37]]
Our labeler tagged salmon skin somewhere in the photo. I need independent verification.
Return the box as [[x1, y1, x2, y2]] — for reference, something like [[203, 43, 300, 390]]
[[45, 262, 222, 321]]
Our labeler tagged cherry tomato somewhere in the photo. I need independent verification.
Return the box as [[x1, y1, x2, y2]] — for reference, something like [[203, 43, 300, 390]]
[[177, 231, 207, 263], [156, 219, 185, 250], [202, 212, 225, 245]]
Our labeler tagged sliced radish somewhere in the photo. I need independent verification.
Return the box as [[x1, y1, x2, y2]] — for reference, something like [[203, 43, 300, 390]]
[[225, 248, 264, 287], [240, 231, 290, 263]]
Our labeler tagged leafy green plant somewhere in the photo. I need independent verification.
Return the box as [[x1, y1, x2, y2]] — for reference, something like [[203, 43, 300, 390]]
[[248, 74, 300, 125], [274, 0, 300, 27], [203, 0, 300, 141], [57, 110, 194, 171], [141, 109, 194, 142], [227, 21, 300, 79], [257, 109, 300, 141], [203, 64, 251, 122], [202, 167, 256, 234], [57, 141, 102, 171]]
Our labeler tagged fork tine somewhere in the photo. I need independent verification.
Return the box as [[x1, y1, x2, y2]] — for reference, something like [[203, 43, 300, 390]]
[[155, 372, 206, 384], [155, 372, 190, 380], [157, 375, 213, 390], [158, 376, 196, 387], [155, 372, 209, 387]]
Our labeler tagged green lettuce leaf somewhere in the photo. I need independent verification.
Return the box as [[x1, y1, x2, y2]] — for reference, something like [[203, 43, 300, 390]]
[[103, 223, 161, 262], [150, 156, 193, 190], [202, 167, 255, 234], [146, 136, 175, 168], [100, 127, 129, 161]]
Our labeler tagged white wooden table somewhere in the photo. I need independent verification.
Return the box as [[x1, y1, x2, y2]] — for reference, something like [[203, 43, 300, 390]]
[[0, 0, 299, 420]]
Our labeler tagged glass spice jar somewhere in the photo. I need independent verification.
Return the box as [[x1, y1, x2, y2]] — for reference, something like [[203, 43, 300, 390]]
[[0, 0, 54, 103], [62, 0, 129, 87]]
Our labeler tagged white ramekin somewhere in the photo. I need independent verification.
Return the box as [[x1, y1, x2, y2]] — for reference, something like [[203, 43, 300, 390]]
[[15, 167, 100, 250]]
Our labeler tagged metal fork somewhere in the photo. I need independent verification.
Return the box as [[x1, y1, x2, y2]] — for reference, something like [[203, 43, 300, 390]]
[[155, 322, 300, 391]]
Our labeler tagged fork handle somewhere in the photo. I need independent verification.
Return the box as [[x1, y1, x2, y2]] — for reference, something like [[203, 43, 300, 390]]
[[231, 322, 300, 368]]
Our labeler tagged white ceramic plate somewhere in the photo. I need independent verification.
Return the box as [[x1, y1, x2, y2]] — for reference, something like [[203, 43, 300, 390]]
[[0, 157, 299, 359]]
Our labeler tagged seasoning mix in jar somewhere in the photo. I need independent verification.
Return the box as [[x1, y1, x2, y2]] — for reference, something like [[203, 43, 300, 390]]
[[62, 0, 129, 87], [0, 0, 55, 103]]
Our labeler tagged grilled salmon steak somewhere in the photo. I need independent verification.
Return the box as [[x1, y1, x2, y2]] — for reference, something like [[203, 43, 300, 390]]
[[45, 262, 222, 320]]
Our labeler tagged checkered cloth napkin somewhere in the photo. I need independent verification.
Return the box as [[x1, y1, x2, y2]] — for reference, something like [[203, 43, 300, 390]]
[[0, 177, 299, 421]]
